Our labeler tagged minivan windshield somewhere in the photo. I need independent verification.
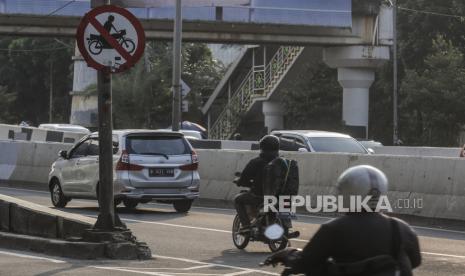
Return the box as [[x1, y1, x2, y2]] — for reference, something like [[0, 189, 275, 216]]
[[126, 135, 190, 156], [308, 137, 367, 154]]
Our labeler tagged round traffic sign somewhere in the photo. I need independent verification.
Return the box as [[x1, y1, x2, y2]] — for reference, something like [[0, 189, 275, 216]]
[[76, 5, 145, 73]]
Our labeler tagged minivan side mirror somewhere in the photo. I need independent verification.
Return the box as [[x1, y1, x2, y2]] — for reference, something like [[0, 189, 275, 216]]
[[59, 150, 68, 159], [367, 148, 375, 154]]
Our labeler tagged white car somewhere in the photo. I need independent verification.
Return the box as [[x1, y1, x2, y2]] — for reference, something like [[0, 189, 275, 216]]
[[48, 130, 200, 212], [271, 130, 370, 154], [180, 130, 203, 140], [39, 124, 91, 134]]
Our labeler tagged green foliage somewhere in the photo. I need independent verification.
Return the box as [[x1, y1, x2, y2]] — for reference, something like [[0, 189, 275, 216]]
[[282, 62, 342, 131], [283, 0, 465, 146], [112, 42, 223, 129], [400, 36, 465, 146], [0, 37, 73, 125], [0, 86, 16, 123]]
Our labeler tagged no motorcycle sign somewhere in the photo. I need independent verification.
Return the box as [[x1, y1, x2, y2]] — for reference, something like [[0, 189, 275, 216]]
[[76, 5, 145, 73]]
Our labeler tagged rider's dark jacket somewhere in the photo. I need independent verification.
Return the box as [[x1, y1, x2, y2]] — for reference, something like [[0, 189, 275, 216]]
[[237, 151, 278, 196], [291, 213, 421, 276]]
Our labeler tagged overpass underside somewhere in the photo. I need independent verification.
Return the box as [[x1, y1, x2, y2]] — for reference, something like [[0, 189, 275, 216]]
[[0, 14, 377, 46]]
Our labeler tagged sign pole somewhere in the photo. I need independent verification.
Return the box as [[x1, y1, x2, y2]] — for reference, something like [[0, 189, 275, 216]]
[[172, 0, 182, 131], [93, 0, 121, 231], [94, 66, 119, 230]]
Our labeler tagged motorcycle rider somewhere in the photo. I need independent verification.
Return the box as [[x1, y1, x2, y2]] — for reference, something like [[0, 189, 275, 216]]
[[103, 15, 119, 35], [265, 165, 422, 276], [234, 135, 281, 230]]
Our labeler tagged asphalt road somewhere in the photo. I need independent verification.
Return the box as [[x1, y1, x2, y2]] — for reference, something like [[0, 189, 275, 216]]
[[1, 186, 465, 276]]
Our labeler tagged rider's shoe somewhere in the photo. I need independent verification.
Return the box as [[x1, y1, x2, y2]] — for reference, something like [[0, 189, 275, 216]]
[[287, 231, 300, 239]]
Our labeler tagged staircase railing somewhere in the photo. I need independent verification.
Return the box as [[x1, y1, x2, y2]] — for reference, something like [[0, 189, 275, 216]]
[[209, 46, 304, 140]]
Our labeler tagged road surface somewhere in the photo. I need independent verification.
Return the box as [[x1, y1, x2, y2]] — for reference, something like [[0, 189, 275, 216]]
[[1, 186, 465, 275]]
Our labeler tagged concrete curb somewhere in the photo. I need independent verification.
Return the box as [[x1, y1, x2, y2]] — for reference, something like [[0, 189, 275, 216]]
[[0, 194, 152, 260], [0, 231, 106, 259]]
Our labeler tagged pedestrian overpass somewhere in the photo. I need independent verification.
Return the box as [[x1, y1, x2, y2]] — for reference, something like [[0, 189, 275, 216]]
[[0, 0, 393, 138]]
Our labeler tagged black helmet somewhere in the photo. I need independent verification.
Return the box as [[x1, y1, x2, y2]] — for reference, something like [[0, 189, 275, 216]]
[[259, 135, 280, 152]]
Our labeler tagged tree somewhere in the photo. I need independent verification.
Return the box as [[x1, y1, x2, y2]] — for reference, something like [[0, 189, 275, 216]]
[[0, 37, 73, 125], [0, 86, 16, 123], [111, 42, 223, 129], [400, 36, 465, 146], [282, 61, 342, 131]]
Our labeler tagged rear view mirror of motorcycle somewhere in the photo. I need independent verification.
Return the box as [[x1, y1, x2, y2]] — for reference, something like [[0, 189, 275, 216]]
[[264, 224, 285, 241]]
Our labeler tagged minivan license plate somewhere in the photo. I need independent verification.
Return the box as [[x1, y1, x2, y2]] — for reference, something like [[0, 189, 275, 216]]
[[149, 168, 174, 177]]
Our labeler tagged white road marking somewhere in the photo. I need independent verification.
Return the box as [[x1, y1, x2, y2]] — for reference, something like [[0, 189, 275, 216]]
[[94, 267, 172, 276], [224, 271, 255, 276], [413, 226, 465, 235], [0, 250, 66, 264], [422, 252, 465, 259], [153, 255, 279, 276], [122, 218, 231, 233], [103, 265, 215, 271]]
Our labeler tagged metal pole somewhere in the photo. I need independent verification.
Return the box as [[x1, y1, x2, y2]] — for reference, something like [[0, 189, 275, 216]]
[[49, 60, 53, 123], [393, 0, 399, 145], [172, 0, 182, 131], [94, 0, 121, 231]]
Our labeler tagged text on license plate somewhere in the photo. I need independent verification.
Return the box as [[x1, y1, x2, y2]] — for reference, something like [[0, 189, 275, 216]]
[[149, 168, 174, 177]]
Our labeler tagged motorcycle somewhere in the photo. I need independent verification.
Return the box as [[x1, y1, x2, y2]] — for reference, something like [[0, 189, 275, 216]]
[[232, 172, 300, 252], [87, 29, 136, 55]]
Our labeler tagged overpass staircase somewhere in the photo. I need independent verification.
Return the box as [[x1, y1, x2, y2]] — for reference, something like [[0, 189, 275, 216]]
[[208, 46, 304, 140]]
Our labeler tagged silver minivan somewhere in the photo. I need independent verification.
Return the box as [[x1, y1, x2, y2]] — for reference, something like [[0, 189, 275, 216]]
[[48, 130, 200, 212]]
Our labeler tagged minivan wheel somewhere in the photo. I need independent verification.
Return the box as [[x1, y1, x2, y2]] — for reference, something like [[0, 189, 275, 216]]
[[123, 199, 139, 209], [50, 179, 69, 208], [173, 200, 193, 213]]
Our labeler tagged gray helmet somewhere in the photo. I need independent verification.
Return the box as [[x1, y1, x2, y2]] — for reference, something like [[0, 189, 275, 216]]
[[337, 165, 388, 210]]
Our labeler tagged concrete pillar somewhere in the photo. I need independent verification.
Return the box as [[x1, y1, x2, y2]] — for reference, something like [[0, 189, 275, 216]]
[[263, 101, 284, 134], [324, 46, 390, 139], [70, 44, 98, 129]]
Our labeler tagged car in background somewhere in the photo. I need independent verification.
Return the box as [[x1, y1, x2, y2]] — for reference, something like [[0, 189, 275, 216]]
[[180, 130, 203, 140], [39, 124, 91, 135], [270, 130, 370, 154], [48, 130, 199, 213], [358, 140, 383, 151]]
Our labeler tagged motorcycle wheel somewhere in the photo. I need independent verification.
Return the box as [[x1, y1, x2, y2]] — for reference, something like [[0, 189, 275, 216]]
[[268, 237, 288, 252], [232, 214, 250, 249], [121, 39, 136, 53], [89, 40, 103, 55], [267, 217, 289, 252]]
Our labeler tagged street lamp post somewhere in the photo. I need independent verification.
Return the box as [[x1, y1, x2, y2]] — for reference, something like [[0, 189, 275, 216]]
[[393, 0, 399, 145], [171, 0, 182, 131]]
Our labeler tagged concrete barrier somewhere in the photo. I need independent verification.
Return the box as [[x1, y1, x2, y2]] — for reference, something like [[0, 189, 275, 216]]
[[197, 150, 465, 221], [1, 138, 465, 222], [0, 123, 86, 144], [373, 146, 461, 158], [188, 139, 257, 150], [0, 140, 72, 187]]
